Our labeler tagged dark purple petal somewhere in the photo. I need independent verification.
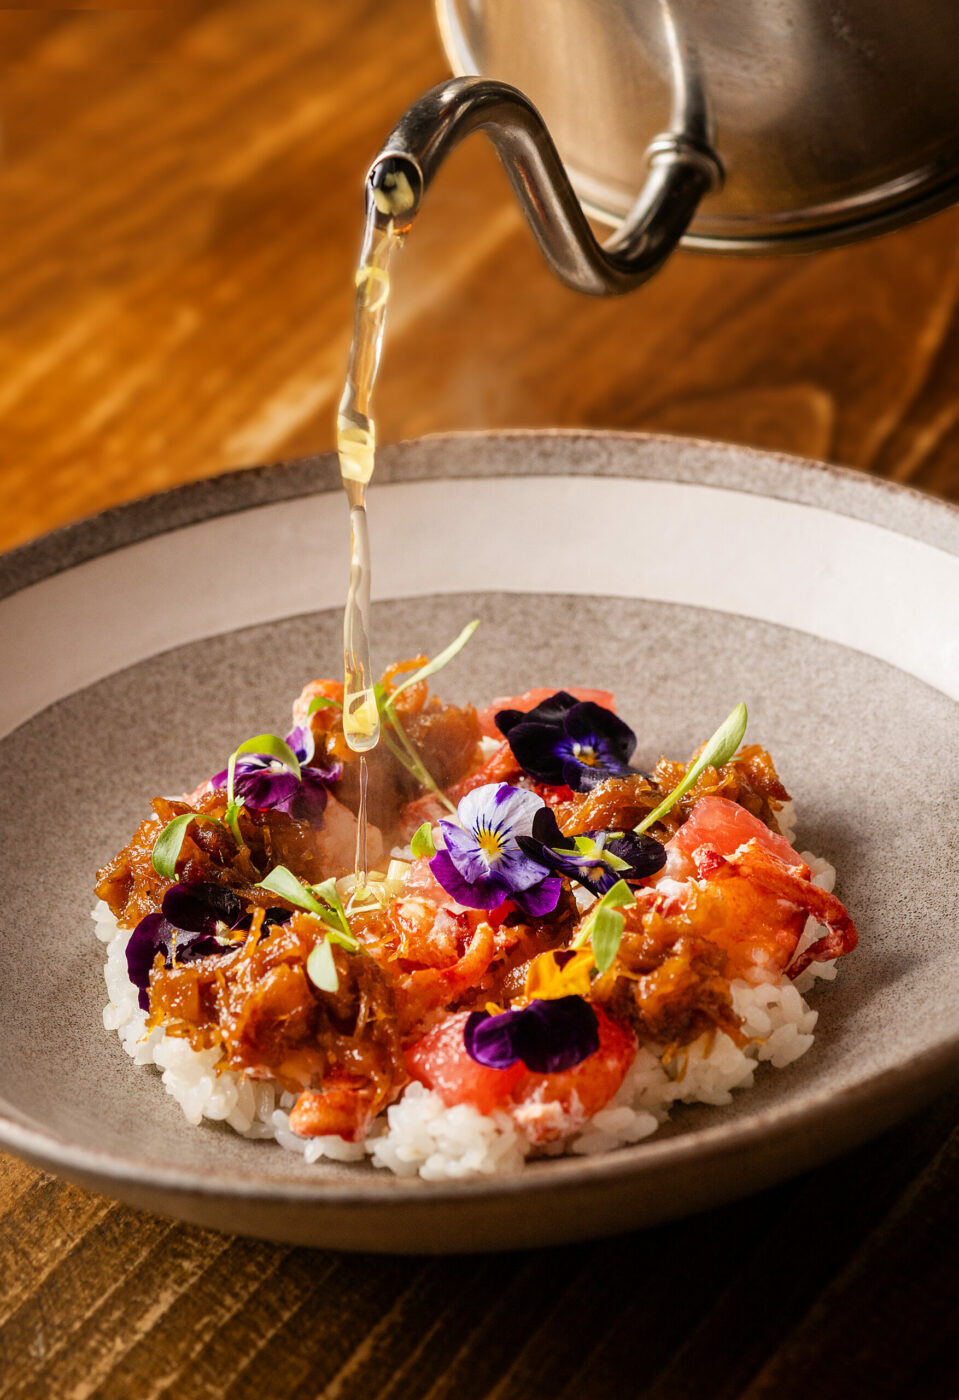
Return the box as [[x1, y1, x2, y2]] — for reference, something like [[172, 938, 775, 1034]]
[[464, 997, 600, 1073], [503, 720, 569, 785], [463, 1009, 525, 1069], [210, 743, 340, 821], [517, 811, 666, 897], [495, 691, 580, 739], [234, 765, 301, 811], [530, 805, 573, 849], [500, 696, 640, 793], [605, 831, 667, 880], [306, 755, 343, 785], [161, 882, 246, 934], [563, 702, 636, 763], [289, 770, 332, 824], [125, 912, 225, 1012]]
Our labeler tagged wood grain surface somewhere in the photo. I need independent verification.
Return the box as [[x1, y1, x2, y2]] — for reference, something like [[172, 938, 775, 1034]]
[[2, 3, 959, 1397]]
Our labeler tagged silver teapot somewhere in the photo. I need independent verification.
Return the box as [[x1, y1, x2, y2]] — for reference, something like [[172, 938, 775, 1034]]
[[368, 0, 959, 293]]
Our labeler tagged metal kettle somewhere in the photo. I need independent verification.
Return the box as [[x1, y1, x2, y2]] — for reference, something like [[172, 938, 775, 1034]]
[[367, 0, 959, 295]]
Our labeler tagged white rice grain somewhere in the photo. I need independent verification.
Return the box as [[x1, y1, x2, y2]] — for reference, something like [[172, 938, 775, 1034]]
[[96, 828, 842, 1180]]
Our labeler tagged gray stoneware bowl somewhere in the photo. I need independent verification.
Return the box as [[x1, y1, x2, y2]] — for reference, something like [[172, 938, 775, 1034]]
[[2, 431, 958, 1253]]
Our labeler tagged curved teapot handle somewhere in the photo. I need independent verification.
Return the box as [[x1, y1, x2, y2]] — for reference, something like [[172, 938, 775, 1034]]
[[365, 68, 722, 297]]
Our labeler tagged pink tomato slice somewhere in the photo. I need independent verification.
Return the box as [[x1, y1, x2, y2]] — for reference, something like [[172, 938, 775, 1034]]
[[669, 795, 806, 871], [406, 1005, 635, 1140]]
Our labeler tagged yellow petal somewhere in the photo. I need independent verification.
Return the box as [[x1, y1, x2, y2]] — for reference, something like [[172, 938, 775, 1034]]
[[523, 948, 594, 1002]]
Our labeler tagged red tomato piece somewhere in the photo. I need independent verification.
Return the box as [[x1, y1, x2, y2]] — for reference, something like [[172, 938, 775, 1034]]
[[509, 1007, 636, 1143], [406, 1013, 525, 1114], [406, 1006, 636, 1141], [669, 795, 806, 872], [476, 687, 617, 739]]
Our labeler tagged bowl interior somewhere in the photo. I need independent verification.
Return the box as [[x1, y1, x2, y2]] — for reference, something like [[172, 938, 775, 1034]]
[[2, 591, 958, 1186], [1, 436, 957, 1219]]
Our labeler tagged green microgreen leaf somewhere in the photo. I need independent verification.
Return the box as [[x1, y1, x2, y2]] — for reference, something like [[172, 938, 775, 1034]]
[[590, 906, 625, 976], [410, 822, 436, 859], [258, 864, 325, 915], [310, 877, 355, 944], [635, 702, 749, 834], [306, 938, 339, 993], [307, 695, 344, 714], [569, 836, 631, 873], [151, 813, 225, 879], [256, 867, 359, 949], [384, 620, 480, 707], [571, 879, 635, 961], [597, 879, 637, 912]]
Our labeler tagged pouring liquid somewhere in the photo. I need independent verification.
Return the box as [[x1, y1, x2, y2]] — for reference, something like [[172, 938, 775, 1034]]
[[337, 195, 408, 891]]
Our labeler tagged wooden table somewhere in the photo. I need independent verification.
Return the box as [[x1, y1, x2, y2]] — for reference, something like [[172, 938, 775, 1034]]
[[2, 4, 958, 1396]]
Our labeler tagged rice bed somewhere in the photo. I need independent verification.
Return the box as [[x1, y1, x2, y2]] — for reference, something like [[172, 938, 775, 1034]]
[[96, 819, 839, 1181]]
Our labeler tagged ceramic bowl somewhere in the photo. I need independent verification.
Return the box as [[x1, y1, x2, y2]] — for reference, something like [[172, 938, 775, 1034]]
[[2, 431, 957, 1251]]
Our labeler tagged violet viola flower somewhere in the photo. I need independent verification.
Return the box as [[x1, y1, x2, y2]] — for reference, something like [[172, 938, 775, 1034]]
[[517, 806, 666, 897], [464, 997, 600, 1073], [429, 783, 563, 917], [496, 692, 638, 792], [212, 725, 341, 824], [126, 882, 289, 1011]]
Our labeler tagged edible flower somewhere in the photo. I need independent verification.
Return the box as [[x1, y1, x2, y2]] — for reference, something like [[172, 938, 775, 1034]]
[[464, 997, 600, 1073], [496, 692, 638, 792], [517, 807, 666, 896], [429, 783, 562, 917], [522, 947, 595, 1002], [125, 882, 289, 1011], [212, 725, 341, 824]]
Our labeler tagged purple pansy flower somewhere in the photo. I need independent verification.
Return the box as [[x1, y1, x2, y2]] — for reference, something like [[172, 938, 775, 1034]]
[[496, 692, 638, 792], [429, 783, 563, 917], [517, 806, 666, 897], [211, 725, 341, 824], [464, 997, 600, 1073], [126, 882, 289, 1011]]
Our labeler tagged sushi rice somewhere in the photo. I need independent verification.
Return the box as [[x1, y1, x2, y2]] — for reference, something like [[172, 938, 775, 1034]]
[[95, 800, 842, 1181]]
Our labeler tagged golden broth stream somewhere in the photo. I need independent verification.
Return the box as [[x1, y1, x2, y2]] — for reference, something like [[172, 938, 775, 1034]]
[[337, 165, 416, 888]]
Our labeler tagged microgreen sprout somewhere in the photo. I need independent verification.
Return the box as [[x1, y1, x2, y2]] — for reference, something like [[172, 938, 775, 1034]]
[[306, 939, 340, 993], [571, 879, 636, 975], [256, 865, 358, 949], [307, 695, 344, 715], [374, 619, 480, 813], [385, 620, 480, 705], [410, 822, 436, 859], [151, 813, 225, 880], [635, 703, 748, 835]]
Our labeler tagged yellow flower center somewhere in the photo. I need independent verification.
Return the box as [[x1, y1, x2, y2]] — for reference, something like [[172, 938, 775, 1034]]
[[476, 826, 504, 861], [574, 743, 599, 767]]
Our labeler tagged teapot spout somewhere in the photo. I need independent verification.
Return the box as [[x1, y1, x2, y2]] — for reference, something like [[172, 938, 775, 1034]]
[[366, 41, 721, 296]]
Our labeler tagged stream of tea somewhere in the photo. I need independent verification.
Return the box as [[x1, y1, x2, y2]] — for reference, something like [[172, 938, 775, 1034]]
[[336, 169, 415, 889]]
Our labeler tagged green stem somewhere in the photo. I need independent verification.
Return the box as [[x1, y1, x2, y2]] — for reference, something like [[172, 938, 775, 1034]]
[[381, 706, 456, 813]]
